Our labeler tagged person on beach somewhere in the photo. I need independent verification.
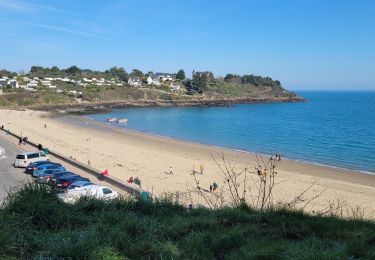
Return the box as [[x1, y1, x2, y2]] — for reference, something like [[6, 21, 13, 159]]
[[200, 164, 204, 175], [169, 166, 173, 175], [18, 137, 22, 145], [176, 192, 180, 203], [37, 144, 43, 150], [134, 177, 141, 187], [44, 123, 47, 129], [212, 182, 218, 191], [209, 185, 213, 192], [99, 169, 109, 181], [22, 137, 27, 144], [127, 177, 134, 184]]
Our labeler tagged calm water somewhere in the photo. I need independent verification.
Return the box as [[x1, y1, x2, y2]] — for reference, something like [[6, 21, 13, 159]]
[[88, 91, 375, 173]]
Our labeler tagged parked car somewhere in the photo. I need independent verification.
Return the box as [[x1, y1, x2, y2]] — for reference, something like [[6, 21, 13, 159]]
[[58, 185, 118, 204], [14, 151, 49, 168], [34, 169, 64, 184], [67, 181, 93, 191], [54, 175, 90, 191], [37, 171, 74, 185], [50, 171, 77, 186], [25, 161, 60, 174], [32, 164, 66, 177]]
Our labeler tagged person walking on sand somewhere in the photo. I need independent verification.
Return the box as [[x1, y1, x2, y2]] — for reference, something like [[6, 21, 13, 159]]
[[200, 164, 204, 175], [44, 123, 47, 129]]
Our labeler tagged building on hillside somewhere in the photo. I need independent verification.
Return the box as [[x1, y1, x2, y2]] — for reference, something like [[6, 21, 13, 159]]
[[41, 80, 51, 86], [83, 78, 93, 83], [146, 76, 161, 86], [8, 79, 18, 88], [27, 80, 38, 89], [0, 78, 7, 88], [0, 79, 18, 88], [192, 70, 215, 83], [154, 73, 176, 82], [128, 76, 141, 86], [170, 82, 181, 91]]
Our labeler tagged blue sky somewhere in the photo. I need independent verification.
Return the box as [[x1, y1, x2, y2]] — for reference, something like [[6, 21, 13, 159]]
[[0, 0, 374, 90]]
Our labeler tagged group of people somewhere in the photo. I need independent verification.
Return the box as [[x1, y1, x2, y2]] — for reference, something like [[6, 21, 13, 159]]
[[127, 176, 141, 187], [274, 154, 282, 161], [18, 136, 28, 145], [98, 169, 109, 181]]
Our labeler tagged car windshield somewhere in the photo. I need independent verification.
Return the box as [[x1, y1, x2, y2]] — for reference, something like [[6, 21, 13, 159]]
[[16, 154, 25, 159], [102, 188, 112, 194]]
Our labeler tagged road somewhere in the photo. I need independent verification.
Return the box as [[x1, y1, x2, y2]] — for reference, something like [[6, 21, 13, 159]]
[[0, 134, 31, 202]]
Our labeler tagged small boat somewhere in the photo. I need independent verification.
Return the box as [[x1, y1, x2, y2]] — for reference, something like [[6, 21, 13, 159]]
[[106, 117, 118, 123], [117, 118, 128, 123]]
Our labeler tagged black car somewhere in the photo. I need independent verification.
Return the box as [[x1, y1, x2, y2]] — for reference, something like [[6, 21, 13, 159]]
[[50, 171, 77, 186], [54, 175, 90, 191], [25, 161, 61, 174]]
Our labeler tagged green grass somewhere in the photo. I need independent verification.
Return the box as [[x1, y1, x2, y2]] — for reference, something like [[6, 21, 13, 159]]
[[1, 183, 375, 259]]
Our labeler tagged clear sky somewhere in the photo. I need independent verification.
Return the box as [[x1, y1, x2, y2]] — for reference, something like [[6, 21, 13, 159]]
[[0, 0, 374, 90]]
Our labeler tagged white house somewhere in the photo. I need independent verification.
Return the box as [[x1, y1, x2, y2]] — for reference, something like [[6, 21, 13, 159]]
[[8, 79, 18, 88], [170, 82, 181, 91], [154, 73, 176, 82], [128, 76, 141, 86], [41, 80, 51, 86], [27, 80, 38, 89], [146, 76, 161, 86], [83, 78, 93, 83], [0, 78, 7, 88]]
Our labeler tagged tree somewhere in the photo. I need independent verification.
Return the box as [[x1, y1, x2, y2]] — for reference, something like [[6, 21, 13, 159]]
[[51, 66, 60, 76], [65, 66, 81, 75], [176, 69, 185, 80], [192, 73, 207, 92], [130, 69, 144, 79]]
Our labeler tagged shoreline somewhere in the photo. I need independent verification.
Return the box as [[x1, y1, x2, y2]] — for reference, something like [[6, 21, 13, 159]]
[[1, 109, 375, 218], [28, 96, 306, 115], [84, 115, 375, 177], [69, 115, 375, 188]]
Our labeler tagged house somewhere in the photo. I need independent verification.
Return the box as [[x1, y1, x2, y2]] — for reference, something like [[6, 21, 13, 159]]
[[170, 82, 181, 91], [192, 70, 214, 83], [146, 76, 161, 86], [128, 76, 141, 86], [27, 80, 38, 89], [83, 78, 93, 83], [0, 78, 7, 88], [154, 73, 176, 82], [41, 80, 51, 86], [8, 79, 18, 88]]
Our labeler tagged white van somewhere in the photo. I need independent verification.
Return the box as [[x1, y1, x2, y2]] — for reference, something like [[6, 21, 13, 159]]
[[14, 151, 49, 168]]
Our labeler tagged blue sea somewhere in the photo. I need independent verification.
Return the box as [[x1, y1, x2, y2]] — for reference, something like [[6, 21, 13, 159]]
[[88, 91, 375, 173]]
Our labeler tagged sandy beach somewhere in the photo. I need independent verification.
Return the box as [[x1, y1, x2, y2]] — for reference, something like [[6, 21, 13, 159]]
[[1, 109, 375, 218]]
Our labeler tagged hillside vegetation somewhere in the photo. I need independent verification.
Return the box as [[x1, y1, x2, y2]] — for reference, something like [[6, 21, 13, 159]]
[[0, 66, 303, 108], [1, 184, 375, 259]]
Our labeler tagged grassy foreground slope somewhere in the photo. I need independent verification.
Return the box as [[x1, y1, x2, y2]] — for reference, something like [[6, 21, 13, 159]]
[[1, 184, 375, 259]]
